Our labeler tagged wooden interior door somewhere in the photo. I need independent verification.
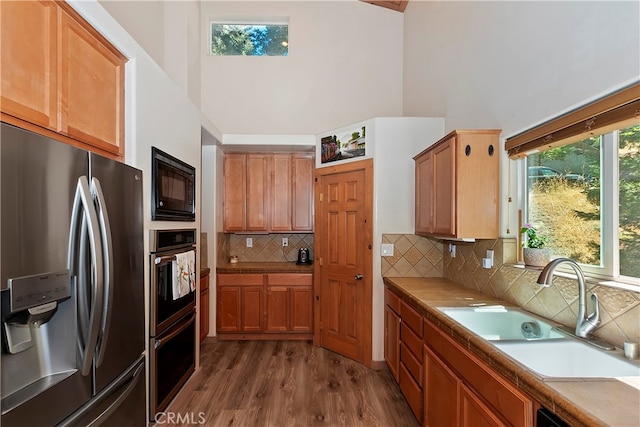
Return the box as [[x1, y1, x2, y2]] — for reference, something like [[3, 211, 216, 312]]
[[315, 159, 372, 366]]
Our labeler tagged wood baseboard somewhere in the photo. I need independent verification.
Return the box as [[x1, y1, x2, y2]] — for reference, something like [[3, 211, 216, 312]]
[[217, 333, 314, 341], [371, 360, 388, 370]]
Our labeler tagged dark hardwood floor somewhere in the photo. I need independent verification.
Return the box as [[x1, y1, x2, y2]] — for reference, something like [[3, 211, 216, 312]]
[[167, 340, 420, 427]]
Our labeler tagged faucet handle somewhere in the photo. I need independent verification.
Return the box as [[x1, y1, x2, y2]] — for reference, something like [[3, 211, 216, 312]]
[[587, 293, 601, 326]]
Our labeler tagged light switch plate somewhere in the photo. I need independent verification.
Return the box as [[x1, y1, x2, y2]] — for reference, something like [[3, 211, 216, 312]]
[[246, 237, 253, 248], [381, 243, 394, 256]]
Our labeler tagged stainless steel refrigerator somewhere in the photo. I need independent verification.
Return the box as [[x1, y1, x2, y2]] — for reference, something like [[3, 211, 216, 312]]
[[0, 122, 145, 426]]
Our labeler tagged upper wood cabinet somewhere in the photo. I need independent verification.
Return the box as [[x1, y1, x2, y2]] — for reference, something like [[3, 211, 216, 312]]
[[291, 154, 314, 231], [246, 154, 270, 232], [223, 153, 314, 233], [0, 1, 126, 160], [414, 130, 501, 240], [58, 7, 125, 156], [271, 154, 293, 232], [0, 1, 58, 130]]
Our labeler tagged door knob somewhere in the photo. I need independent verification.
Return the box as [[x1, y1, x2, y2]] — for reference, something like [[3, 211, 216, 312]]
[[355, 274, 363, 280]]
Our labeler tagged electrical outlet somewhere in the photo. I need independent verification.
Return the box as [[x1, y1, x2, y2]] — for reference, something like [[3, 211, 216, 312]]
[[486, 250, 494, 262], [282, 237, 288, 247], [246, 237, 253, 248], [381, 243, 394, 256], [449, 243, 456, 258]]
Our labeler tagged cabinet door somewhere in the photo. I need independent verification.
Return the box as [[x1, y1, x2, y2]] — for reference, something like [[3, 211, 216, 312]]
[[200, 275, 210, 342], [399, 362, 423, 422], [460, 384, 506, 427], [0, 1, 58, 130], [384, 305, 400, 382], [200, 286, 210, 341], [217, 286, 241, 333], [414, 150, 433, 235], [59, 7, 125, 156], [271, 154, 292, 232], [241, 286, 264, 332], [223, 154, 247, 232], [432, 136, 456, 237], [292, 154, 314, 231], [266, 286, 289, 331], [290, 286, 313, 332], [424, 345, 458, 427], [246, 154, 270, 232]]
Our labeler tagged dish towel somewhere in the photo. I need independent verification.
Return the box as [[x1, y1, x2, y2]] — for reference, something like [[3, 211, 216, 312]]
[[172, 250, 196, 300]]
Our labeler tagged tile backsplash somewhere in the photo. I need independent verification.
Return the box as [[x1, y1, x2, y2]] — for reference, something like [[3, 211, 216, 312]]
[[381, 234, 444, 277], [218, 233, 314, 263], [381, 234, 640, 349]]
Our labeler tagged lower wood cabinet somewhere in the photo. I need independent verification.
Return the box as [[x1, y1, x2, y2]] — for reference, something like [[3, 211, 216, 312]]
[[200, 272, 210, 342], [424, 344, 458, 427], [383, 286, 537, 427], [385, 287, 424, 422], [266, 274, 313, 332], [217, 273, 313, 339], [423, 317, 536, 427], [384, 304, 400, 381]]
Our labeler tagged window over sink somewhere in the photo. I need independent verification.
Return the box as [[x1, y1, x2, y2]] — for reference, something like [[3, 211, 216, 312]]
[[507, 82, 640, 287]]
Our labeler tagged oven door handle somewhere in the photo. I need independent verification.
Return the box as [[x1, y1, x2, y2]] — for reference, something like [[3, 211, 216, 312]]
[[155, 313, 195, 349], [155, 255, 176, 265]]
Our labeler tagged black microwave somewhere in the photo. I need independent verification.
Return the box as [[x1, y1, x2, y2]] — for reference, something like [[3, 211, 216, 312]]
[[151, 147, 196, 221]]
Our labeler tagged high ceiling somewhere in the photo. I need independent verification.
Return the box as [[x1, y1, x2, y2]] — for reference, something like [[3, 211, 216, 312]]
[[359, 1, 408, 13]]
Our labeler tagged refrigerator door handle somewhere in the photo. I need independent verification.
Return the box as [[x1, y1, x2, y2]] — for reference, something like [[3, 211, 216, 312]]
[[69, 176, 105, 376], [85, 360, 144, 427], [91, 178, 114, 369]]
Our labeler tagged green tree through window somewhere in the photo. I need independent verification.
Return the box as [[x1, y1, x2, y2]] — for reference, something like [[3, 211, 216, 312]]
[[211, 23, 288, 56]]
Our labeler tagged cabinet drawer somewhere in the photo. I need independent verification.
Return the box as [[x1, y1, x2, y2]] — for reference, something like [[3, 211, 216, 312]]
[[401, 300, 423, 337], [399, 362, 423, 422], [401, 342, 423, 387], [424, 318, 533, 426], [401, 322, 423, 363], [267, 273, 312, 286], [217, 274, 263, 286], [385, 287, 401, 314]]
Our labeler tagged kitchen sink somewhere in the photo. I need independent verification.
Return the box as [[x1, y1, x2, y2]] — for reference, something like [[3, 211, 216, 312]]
[[494, 339, 640, 378], [437, 305, 640, 379], [437, 305, 564, 341]]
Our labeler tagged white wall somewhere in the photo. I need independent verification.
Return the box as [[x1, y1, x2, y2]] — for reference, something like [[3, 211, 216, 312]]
[[404, 0, 640, 240], [98, 0, 165, 68], [403, 1, 640, 137], [200, 1, 404, 135], [370, 117, 444, 360], [98, 0, 202, 108], [201, 144, 218, 336]]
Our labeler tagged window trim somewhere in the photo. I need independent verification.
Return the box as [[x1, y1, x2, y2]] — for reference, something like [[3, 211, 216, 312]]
[[506, 82, 640, 158], [209, 20, 290, 57]]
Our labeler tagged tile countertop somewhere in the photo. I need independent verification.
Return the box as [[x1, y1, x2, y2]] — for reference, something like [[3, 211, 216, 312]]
[[383, 277, 640, 427], [216, 262, 314, 274]]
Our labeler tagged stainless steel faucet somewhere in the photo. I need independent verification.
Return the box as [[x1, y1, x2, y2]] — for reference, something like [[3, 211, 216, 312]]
[[537, 257, 600, 338]]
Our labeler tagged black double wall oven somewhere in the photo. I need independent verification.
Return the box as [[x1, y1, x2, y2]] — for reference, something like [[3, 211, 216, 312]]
[[149, 229, 197, 419]]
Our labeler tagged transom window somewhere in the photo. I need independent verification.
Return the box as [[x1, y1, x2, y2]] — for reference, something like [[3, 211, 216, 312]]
[[210, 22, 289, 56]]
